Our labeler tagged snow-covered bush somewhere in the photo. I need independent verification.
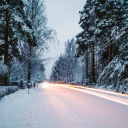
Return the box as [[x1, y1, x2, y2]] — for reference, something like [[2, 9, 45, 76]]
[[0, 62, 8, 85], [0, 86, 19, 98], [0, 62, 8, 76]]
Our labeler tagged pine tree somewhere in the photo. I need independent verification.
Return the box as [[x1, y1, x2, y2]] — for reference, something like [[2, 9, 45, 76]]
[[0, 0, 34, 85], [96, 0, 128, 91], [76, 1, 96, 84], [93, 0, 123, 65]]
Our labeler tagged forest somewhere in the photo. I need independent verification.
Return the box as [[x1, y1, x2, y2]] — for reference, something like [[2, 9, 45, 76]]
[[0, 0, 55, 86], [50, 0, 128, 93], [0, 0, 128, 93]]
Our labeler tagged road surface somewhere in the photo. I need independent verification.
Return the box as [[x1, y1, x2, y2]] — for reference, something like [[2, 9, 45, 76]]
[[0, 83, 128, 128]]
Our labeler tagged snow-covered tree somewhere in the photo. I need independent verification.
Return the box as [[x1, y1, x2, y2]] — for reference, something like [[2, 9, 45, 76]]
[[50, 39, 82, 83], [76, 1, 97, 84], [24, 0, 55, 83], [76, 0, 128, 90], [0, 0, 34, 85], [95, 1, 128, 91], [0, 0, 55, 85], [93, 0, 124, 64]]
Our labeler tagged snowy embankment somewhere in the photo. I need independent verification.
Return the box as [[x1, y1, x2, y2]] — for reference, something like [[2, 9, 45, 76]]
[[96, 56, 128, 94], [0, 86, 19, 98]]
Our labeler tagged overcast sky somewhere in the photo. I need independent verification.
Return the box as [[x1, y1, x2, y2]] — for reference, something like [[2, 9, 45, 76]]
[[44, 0, 86, 79]]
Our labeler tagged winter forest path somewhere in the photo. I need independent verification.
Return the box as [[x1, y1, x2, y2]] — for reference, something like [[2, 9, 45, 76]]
[[0, 83, 128, 128]]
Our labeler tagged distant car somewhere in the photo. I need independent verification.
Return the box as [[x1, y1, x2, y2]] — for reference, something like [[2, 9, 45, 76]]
[[55, 81, 65, 84], [70, 82, 76, 85]]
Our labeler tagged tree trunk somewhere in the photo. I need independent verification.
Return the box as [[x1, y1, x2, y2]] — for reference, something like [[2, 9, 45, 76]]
[[108, 36, 112, 62], [27, 63, 31, 83], [108, 43, 112, 62], [91, 42, 96, 83], [85, 49, 89, 85], [27, 0, 34, 83], [4, 7, 9, 85], [27, 44, 32, 83]]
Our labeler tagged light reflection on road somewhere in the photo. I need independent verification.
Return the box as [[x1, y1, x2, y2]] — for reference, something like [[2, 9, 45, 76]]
[[58, 83, 128, 106], [40, 82, 128, 106]]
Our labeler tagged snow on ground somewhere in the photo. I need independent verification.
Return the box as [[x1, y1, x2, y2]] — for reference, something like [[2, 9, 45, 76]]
[[0, 84, 128, 128], [0, 86, 19, 98], [0, 86, 60, 128]]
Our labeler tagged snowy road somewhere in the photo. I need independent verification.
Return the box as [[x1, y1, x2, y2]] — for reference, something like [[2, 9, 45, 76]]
[[0, 83, 128, 128]]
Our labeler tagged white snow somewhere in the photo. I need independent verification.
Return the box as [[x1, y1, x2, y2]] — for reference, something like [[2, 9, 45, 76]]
[[0, 84, 128, 128], [114, 60, 122, 71]]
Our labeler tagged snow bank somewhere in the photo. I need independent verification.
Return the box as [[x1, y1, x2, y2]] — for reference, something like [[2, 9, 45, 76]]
[[0, 86, 19, 98]]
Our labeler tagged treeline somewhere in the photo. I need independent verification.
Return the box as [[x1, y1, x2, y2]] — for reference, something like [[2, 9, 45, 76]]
[[0, 0, 54, 85], [50, 39, 83, 83], [50, 0, 128, 92]]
